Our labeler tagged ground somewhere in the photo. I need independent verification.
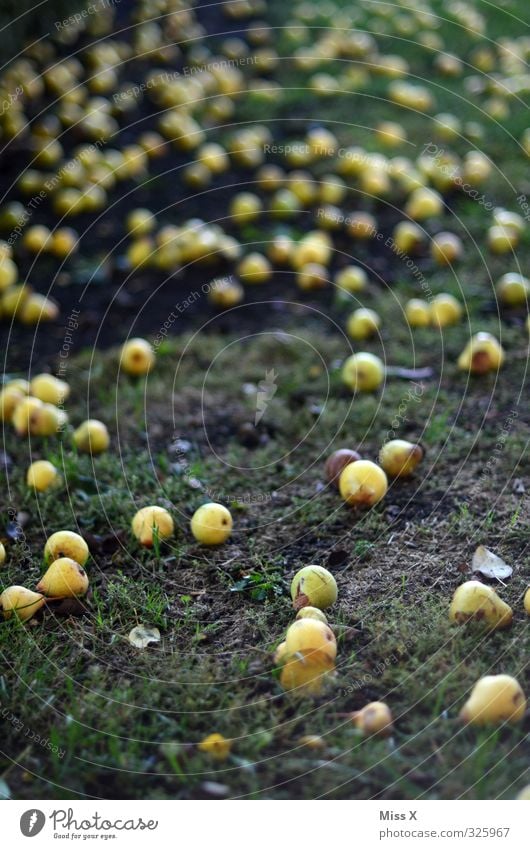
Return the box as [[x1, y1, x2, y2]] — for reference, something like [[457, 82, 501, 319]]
[[0, 0, 529, 800]]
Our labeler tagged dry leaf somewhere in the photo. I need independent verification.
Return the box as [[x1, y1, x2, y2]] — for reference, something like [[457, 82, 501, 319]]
[[128, 624, 161, 649], [471, 545, 513, 581]]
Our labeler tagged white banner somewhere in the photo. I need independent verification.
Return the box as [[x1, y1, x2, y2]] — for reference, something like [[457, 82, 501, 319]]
[[0, 800, 527, 848]]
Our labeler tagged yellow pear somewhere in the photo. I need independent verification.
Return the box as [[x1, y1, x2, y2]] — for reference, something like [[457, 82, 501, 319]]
[[295, 606, 328, 624], [132, 505, 174, 547], [379, 439, 424, 478], [457, 333, 505, 374], [284, 619, 337, 664], [291, 565, 337, 610], [190, 503, 232, 545], [12, 396, 44, 436], [120, 338, 155, 376], [37, 557, 89, 598], [459, 675, 526, 726], [352, 702, 394, 736], [339, 460, 388, 507], [0, 386, 25, 422], [73, 419, 110, 454], [44, 530, 89, 566], [0, 586, 46, 621], [280, 650, 335, 695], [405, 298, 430, 327], [30, 374, 70, 405], [449, 581, 512, 630], [27, 460, 60, 492], [342, 352, 384, 392]]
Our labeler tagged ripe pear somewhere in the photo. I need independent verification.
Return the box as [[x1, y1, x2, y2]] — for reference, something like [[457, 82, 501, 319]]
[[342, 352, 384, 392], [0, 386, 25, 422], [405, 298, 430, 327], [30, 374, 70, 405], [295, 607, 328, 624], [459, 674, 526, 726], [346, 308, 381, 340], [0, 542, 5, 565], [120, 338, 155, 376], [208, 278, 244, 309], [352, 702, 394, 737], [449, 581, 512, 631], [291, 565, 337, 611], [379, 439, 424, 478], [430, 232, 462, 265], [27, 460, 60, 492], [523, 587, 530, 616], [191, 503, 233, 545], [132, 505, 174, 547], [0, 585, 45, 621], [457, 333, 505, 374], [430, 293, 462, 327], [237, 252, 272, 284], [496, 273, 529, 306], [274, 640, 287, 664], [73, 419, 110, 454], [334, 265, 367, 293], [284, 618, 337, 664], [37, 557, 89, 598], [20, 293, 59, 324], [280, 650, 336, 695], [34, 403, 66, 437], [339, 460, 388, 507], [12, 396, 44, 435], [6, 378, 30, 394], [44, 530, 89, 566]]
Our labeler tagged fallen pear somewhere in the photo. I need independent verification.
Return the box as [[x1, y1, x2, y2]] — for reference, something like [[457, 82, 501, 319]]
[[379, 439, 424, 478], [284, 618, 337, 664], [280, 650, 336, 695], [132, 505, 174, 547], [449, 581, 512, 631], [325, 448, 361, 488], [291, 565, 338, 611], [339, 459, 388, 507], [295, 606, 328, 624], [73, 419, 110, 454], [459, 674, 526, 726], [352, 701, 394, 737], [37, 557, 89, 598], [457, 332, 505, 374], [45, 531, 89, 566], [0, 585, 46, 621]]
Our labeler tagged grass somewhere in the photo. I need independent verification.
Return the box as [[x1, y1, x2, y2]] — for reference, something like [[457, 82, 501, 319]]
[[0, 0, 529, 801], [1, 327, 529, 799]]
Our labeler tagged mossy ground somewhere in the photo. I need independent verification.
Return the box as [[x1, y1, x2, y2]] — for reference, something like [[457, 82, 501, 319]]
[[0, 0, 529, 799]]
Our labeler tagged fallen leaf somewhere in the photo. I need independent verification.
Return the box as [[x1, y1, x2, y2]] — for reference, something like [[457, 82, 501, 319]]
[[128, 624, 161, 649], [471, 545, 513, 581]]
